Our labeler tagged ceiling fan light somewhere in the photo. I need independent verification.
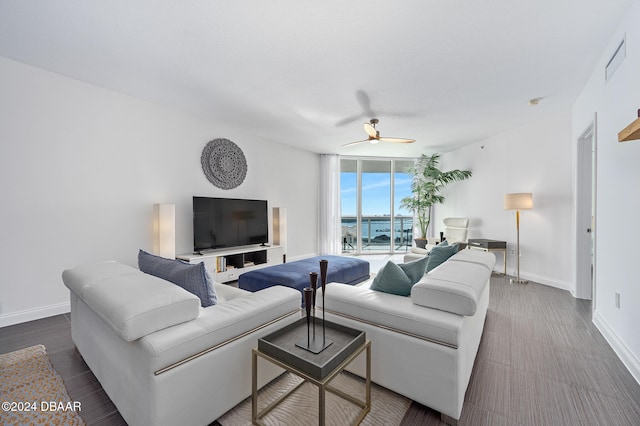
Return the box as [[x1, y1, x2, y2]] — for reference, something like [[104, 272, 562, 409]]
[[343, 118, 413, 147]]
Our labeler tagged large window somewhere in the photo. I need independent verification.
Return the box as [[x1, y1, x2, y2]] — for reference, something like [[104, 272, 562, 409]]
[[362, 160, 392, 252], [394, 159, 414, 252], [340, 157, 414, 254], [340, 159, 358, 252]]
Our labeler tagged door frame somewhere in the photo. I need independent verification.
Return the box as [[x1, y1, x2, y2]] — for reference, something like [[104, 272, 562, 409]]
[[575, 117, 597, 304]]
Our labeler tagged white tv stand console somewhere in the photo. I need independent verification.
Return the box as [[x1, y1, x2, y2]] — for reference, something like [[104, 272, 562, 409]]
[[177, 245, 284, 283]]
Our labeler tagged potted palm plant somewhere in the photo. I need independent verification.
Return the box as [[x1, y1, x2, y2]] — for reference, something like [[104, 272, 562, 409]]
[[400, 153, 472, 248]]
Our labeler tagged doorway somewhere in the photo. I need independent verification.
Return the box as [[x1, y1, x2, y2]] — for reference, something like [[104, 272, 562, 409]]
[[576, 120, 597, 304]]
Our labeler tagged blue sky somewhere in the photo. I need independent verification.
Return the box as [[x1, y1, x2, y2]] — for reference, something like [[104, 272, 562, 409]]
[[341, 172, 413, 217]]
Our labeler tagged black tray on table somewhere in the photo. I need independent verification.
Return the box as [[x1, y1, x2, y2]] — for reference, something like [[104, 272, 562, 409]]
[[258, 317, 366, 380]]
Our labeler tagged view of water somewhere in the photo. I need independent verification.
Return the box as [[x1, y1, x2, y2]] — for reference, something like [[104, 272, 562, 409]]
[[342, 216, 413, 247], [339, 159, 415, 251]]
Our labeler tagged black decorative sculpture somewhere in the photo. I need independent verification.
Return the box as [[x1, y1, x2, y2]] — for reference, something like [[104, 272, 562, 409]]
[[303, 288, 313, 348], [309, 272, 318, 337], [295, 261, 333, 353]]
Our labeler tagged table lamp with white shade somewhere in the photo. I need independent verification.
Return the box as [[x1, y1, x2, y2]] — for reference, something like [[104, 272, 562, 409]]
[[153, 203, 176, 259]]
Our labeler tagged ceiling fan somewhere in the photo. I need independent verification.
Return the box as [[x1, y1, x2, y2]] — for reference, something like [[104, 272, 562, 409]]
[[343, 118, 415, 147], [335, 90, 415, 127]]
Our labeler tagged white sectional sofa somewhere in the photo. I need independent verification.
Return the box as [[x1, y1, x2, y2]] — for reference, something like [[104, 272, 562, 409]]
[[318, 249, 495, 425], [62, 260, 301, 426]]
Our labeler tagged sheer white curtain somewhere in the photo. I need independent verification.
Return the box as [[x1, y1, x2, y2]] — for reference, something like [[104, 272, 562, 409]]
[[319, 154, 341, 255]]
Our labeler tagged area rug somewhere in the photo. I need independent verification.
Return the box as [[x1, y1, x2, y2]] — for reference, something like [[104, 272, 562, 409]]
[[0, 344, 85, 425], [217, 371, 411, 426]]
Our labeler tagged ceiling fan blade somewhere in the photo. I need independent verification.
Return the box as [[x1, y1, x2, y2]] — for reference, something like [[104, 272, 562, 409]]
[[336, 90, 374, 127], [342, 139, 371, 147], [378, 137, 416, 144], [355, 90, 375, 117], [364, 122, 378, 138], [335, 113, 364, 127]]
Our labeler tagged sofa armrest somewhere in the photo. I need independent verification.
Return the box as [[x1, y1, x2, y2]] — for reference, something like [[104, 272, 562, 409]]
[[411, 278, 478, 316], [411, 250, 495, 316], [138, 285, 301, 372], [63, 261, 201, 341]]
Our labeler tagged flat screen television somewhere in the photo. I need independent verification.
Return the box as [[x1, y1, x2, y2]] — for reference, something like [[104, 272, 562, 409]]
[[193, 196, 268, 252]]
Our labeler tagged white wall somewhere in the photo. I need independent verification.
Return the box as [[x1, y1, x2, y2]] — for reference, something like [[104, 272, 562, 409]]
[[435, 110, 574, 291], [0, 57, 320, 326], [573, 1, 640, 382]]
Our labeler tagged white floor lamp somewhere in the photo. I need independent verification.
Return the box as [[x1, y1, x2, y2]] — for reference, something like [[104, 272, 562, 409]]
[[504, 193, 533, 284]]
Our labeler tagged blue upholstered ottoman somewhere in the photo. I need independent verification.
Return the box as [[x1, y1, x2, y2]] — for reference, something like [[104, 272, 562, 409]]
[[238, 255, 369, 296]]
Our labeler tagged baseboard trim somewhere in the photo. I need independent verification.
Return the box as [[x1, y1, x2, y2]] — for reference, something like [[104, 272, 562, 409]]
[[593, 311, 640, 386], [0, 302, 70, 328], [518, 271, 572, 293]]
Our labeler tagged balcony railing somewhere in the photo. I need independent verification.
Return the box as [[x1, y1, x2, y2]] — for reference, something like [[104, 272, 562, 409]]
[[341, 215, 413, 253]]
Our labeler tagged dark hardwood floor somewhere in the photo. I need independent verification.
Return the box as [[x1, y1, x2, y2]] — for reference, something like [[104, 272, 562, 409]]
[[1, 274, 639, 425]]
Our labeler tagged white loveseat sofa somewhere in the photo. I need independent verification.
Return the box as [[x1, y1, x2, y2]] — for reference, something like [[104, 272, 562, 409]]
[[318, 249, 495, 425], [62, 260, 301, 426]]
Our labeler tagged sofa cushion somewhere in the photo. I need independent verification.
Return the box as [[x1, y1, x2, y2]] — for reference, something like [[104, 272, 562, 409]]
[[62, 261, 201, 341], [138, 250, 217, 307], [370, 261, 413, 296], [446, 247, 496, 270], [426, 242, 458, 272], [138, 285, 302, 372], [213, 281, 251, 303], [319, 281, 465, 347], [412, 250, 495, 316]]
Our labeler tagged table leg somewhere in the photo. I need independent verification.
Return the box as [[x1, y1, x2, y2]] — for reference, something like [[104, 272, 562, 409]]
[[319, 383, 325, 426], [503, 249, 507, 275], [253, 340, 369, 425], [252, 350, 257, 424], [366, 342, 371, 409]]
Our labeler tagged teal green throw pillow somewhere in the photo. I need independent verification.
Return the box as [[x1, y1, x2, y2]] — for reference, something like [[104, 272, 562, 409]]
[[398, 255, 429, 284], [371, 257, 429, 296], [426, 243, 459, 272], [371, 261, 413, 296]]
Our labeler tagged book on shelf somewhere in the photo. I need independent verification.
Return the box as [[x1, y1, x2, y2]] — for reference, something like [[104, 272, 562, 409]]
[[216, 256, 227, 273]]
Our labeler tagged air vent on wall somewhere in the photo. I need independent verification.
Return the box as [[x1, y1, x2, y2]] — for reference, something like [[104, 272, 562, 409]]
[[605, 35, 626, 82]]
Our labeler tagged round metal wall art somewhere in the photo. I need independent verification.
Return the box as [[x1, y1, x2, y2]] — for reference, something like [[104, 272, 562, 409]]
[[201, 138, 247, 190]]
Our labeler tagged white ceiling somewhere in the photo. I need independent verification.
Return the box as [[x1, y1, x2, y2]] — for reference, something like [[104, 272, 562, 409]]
[[0, 1, 632, 157]]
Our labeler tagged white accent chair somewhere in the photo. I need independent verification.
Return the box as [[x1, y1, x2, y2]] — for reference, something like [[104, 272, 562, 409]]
[[404, 217, 469, 263], [342, 225, 356, 251]]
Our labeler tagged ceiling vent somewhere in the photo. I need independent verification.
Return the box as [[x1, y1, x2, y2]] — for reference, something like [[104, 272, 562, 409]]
[[605, 36, 626, 82]]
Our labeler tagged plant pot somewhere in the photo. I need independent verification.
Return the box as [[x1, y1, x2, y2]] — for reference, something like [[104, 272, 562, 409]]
[[414, 238, 427, 249]]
